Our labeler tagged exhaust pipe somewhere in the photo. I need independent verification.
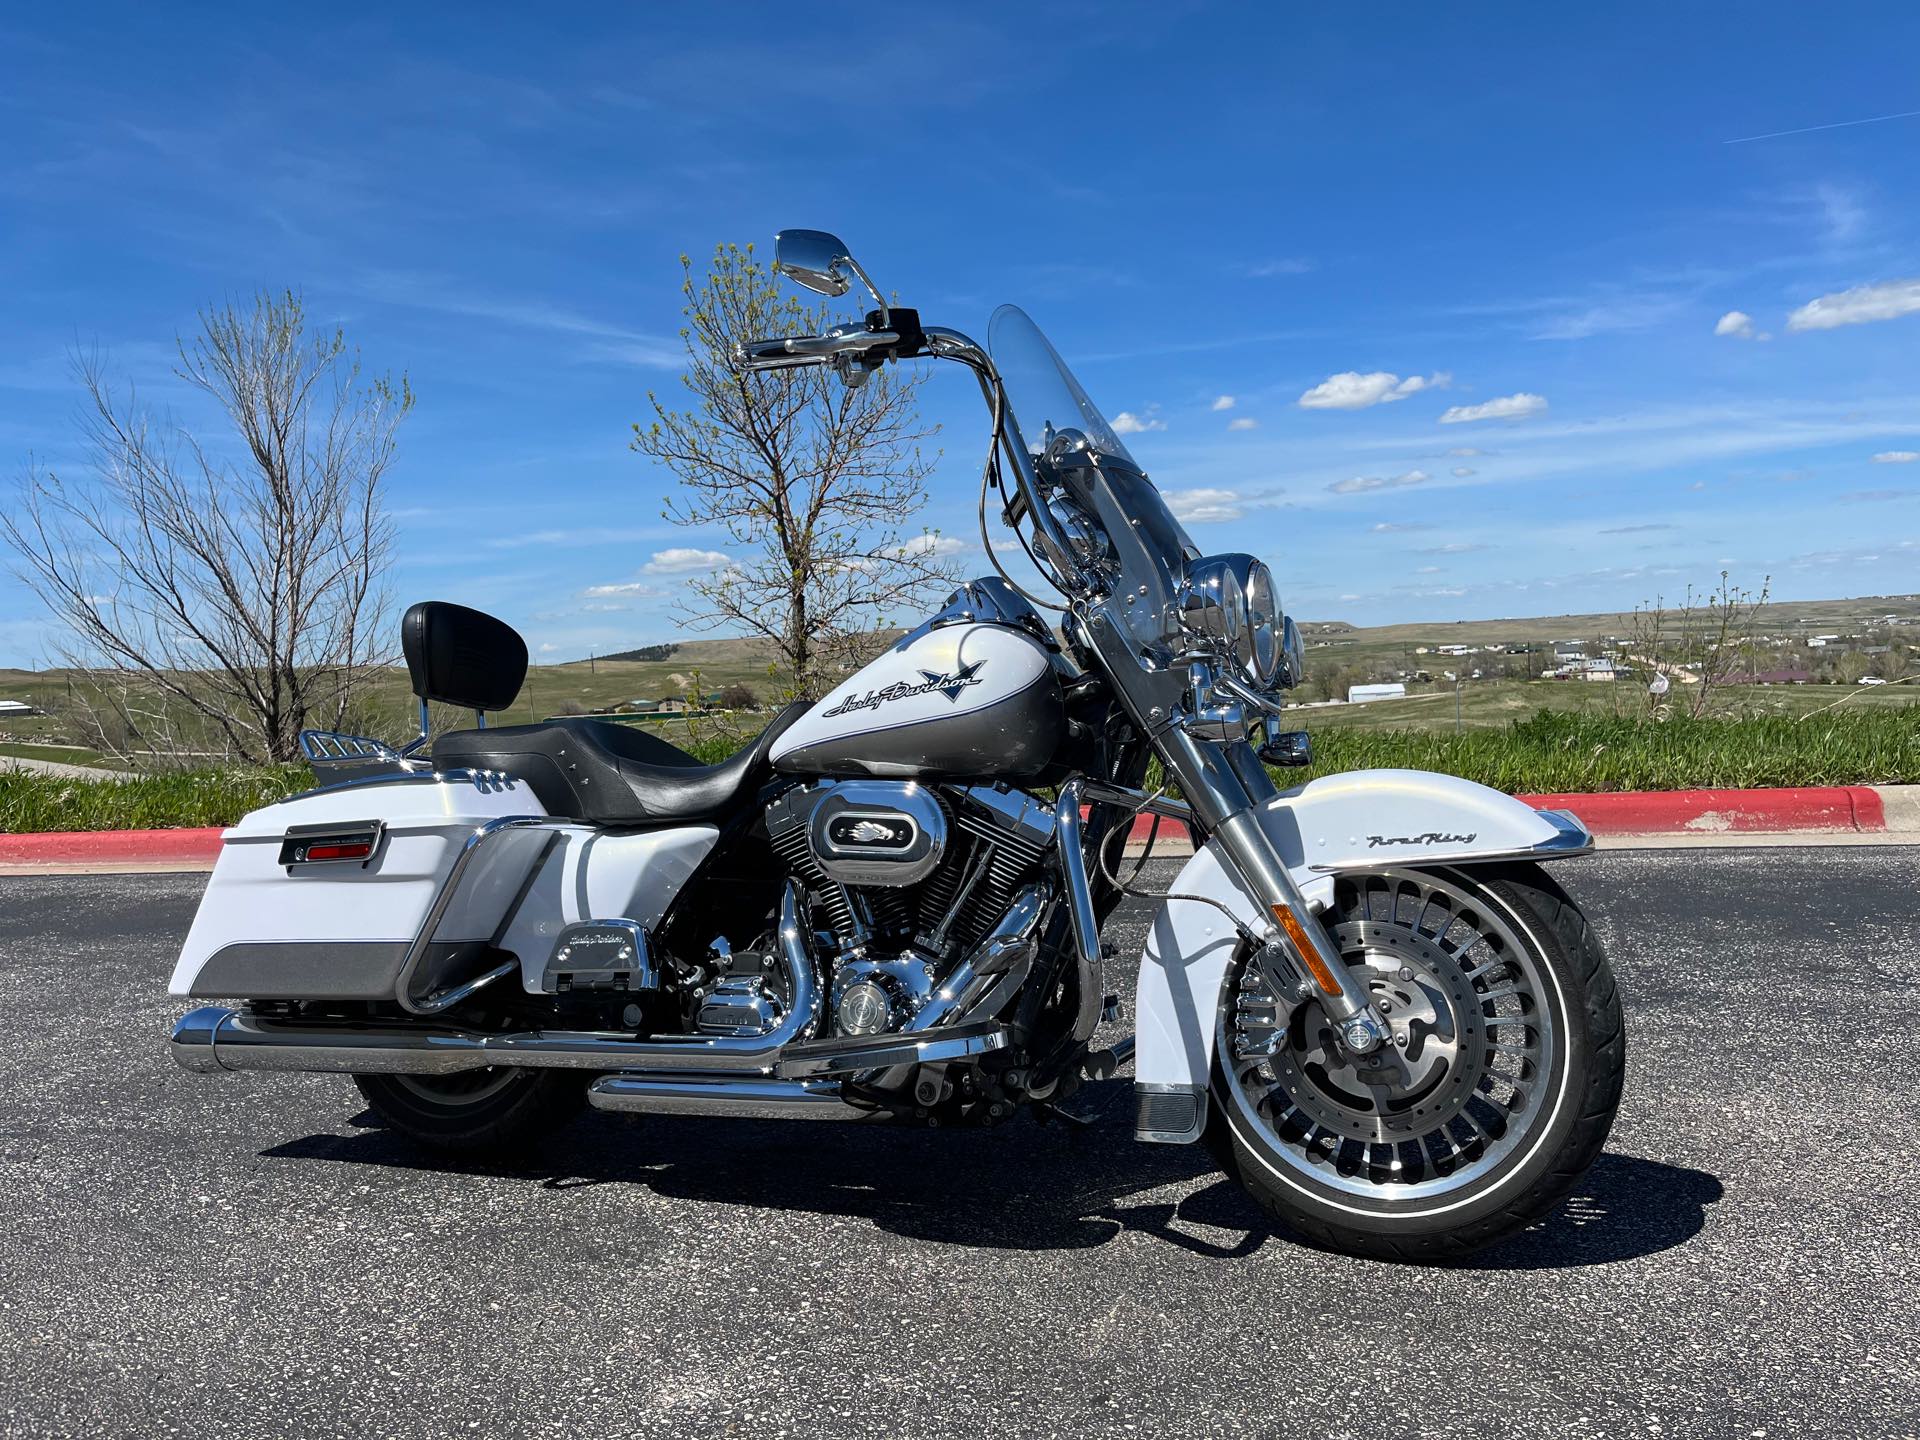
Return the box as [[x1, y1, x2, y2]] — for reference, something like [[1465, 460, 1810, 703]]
[[586, 1074, 875, 1120]]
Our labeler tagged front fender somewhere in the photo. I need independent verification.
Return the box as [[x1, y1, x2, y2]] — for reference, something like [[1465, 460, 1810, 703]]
[[1131, 769, 1589, 1140]]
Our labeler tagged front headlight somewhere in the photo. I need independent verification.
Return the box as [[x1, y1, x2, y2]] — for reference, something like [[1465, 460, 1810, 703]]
[[1178, 553, 1282, 689]]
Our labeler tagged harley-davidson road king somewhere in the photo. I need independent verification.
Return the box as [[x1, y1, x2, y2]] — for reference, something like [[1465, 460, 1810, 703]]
[[168, 230, 1624, 1259]]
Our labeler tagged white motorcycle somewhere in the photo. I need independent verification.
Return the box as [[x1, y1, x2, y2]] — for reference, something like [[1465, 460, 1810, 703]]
[[169, 230, 1624, 1259]]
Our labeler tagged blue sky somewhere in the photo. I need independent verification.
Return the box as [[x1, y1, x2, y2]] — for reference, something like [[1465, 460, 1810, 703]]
[[2, 4, 1918, 667]]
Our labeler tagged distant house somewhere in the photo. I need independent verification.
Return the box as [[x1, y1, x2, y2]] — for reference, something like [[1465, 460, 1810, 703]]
[[1735, 669, 1812, 685], [1348, 682, 1407, 703], [656, 697, 690, 714], [0, 699, 38, 716], [1581, 659, 1617, 682], [625, 699, 660, 714]]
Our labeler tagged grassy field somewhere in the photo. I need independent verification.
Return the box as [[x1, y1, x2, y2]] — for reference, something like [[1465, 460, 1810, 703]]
[[4, 707, 1915, 833]]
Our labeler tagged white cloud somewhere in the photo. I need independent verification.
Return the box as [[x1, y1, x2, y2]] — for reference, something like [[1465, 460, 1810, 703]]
[[1421, 541, 1489, 555], [1446, 447, 1483, 457], [1786, 277, 1920, 331], [888, 533, 968, 560], [1112, 410, 1166, 434], [1329, 469, 1430, 495], [1298, 371, 1450, 411], [1715, 310, 1757, 339], [1370, 522, 1431, 533], [1871, 450, 1918, 463], [1451, 466, 1476, 477], [1211, 395, 1236, 411], [1438, 393, 1547, 424], [583, 581, 661, 598], [642, 547, 732, 574], [1163, 487, 1247, 523], [1227, 417, 1259, 431]]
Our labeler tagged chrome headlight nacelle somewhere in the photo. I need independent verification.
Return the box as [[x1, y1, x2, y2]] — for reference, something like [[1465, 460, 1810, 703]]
[[1177, 553, 1287, 690]]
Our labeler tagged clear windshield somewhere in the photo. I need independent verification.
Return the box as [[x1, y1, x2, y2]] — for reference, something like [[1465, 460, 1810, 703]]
[[988, 304, 1198, 592], [988, 305, 1137, 465]]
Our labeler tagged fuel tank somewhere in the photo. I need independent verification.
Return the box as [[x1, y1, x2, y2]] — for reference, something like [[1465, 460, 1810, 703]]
[[771, 621, 1064, 780]]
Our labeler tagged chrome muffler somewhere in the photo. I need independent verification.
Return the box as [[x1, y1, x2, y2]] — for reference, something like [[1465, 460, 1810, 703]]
[[585, 1074, 873, 1120]]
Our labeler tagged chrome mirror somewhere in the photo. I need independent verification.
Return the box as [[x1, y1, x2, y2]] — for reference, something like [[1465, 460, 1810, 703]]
[[773, 229, 854, 298], [774, 228, 889, 325]]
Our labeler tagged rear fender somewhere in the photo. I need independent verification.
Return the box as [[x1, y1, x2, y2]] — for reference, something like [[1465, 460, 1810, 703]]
[[1132, 769, 1590, 1139]]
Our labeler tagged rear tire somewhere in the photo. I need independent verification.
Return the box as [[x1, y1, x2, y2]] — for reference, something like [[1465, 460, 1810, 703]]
[[353, 1069, 587, 1159], [1212, 863, 1624, 1261]]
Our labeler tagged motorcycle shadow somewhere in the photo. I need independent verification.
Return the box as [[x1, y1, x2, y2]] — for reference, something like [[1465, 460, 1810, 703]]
[[266, 1085, 1719, 1267]]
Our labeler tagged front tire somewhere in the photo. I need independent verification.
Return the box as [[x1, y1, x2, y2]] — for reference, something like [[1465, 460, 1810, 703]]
[[353, 1069, 587, 1159], [1212, 863, 1624, 1261]]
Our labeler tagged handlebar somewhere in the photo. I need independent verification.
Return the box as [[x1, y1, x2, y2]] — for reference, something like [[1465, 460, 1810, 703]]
[[736, 326, 899, 371]]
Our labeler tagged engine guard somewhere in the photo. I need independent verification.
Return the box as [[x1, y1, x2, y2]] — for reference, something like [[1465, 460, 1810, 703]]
[[1130, 768, 1591, 1141]]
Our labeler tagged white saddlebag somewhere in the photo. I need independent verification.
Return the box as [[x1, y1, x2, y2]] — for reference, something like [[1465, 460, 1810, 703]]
[[169, 774, 720, 1002]]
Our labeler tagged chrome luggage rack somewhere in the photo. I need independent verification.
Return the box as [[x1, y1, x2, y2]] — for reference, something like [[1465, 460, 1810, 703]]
[[298, 728, 430, 781]]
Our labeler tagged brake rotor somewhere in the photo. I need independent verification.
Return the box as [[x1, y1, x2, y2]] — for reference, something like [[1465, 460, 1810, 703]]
[[1262, 920, 1489, 1145]]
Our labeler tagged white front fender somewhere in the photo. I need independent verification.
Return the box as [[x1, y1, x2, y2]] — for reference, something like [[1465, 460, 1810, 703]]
[[1132, 769, 1589, 1140]]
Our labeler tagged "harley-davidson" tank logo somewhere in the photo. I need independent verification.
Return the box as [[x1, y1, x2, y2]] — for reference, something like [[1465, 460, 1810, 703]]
[[821, 661, 986, 717]]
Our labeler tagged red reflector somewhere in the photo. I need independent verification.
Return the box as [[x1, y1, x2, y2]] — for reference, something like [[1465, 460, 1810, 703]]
[[304, 842, 371, 861]]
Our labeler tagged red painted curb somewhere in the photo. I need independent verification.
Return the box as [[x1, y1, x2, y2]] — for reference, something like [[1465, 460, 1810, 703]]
[[0, 827, 223, 866], [1517, 786, 1887, 836], [0, 785, 1894, 866]]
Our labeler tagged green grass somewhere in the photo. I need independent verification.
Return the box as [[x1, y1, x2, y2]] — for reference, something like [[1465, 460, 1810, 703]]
[[0, 766, 311, 833], [3, 707, 1915, 832], [1296, 707, 1920, 793]]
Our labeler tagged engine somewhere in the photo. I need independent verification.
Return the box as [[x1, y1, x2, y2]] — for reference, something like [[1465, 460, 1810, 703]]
[[760, 780, 1055, 1037]]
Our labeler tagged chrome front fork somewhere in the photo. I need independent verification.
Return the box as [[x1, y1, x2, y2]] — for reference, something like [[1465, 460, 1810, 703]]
[[1158, 729, 1390, 1054]]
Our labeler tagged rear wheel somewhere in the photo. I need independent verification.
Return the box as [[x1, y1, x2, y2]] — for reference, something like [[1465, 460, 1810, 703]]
[[1212, 863, 1624, 1261], [353, 1069, 587, 1158]]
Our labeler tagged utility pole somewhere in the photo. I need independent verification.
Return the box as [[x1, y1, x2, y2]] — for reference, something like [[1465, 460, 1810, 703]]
[[1455, 672, 1463, 731]]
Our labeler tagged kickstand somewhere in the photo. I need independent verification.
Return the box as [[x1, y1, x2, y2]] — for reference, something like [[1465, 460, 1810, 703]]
[[1033, 1100, 1099, 1128]]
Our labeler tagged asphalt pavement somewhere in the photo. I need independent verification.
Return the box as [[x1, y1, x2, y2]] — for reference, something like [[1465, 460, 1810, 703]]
[[1, 850, 1916, 1439]]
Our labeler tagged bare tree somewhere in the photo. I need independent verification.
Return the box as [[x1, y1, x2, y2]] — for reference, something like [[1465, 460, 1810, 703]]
[[1627, 571, 1772, 719], [2, 292, 409, 765], [633, 243, 955, 699]]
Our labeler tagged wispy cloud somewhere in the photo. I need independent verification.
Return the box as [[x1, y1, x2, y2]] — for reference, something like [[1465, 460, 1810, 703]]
[[1299, 371, 1450, 411], [1439, 393, 1547, 425], [1786, 278, 1920, 332], [1330, 469, 1429, 495], [1247, 258, 1313, 277], [1211, 395, 1235, 411], [1370, 522, 1432, 533], [1841, 490, 1911, 504], [1162, 485, 1284, 523], [1873, 451, 1919, 464], [1227, 416, 1259, 431], [1419, 541, 1489, 554], [1714, 310, 1765, 341], [354, 269, 684, 366], [583, 580, 663, 598], [1600, 523, 1675, 534]]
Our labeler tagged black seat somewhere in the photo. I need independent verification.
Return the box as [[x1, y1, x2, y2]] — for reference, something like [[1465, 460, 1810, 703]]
[[433, 703, 809, 826]]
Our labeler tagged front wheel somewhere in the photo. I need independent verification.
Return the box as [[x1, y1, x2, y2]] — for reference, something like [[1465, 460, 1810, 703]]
[[353, 1069, 587, 1158], [1213, 863, 1624, 1261]]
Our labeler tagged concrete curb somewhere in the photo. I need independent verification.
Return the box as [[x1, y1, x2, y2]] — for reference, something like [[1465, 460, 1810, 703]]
[[1517, 785, 1889, 836], [2, 785, 1915, 874]]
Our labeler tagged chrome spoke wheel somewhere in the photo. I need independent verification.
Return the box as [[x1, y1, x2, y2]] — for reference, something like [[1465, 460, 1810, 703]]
[[1220, 868, 1564, 1203]]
